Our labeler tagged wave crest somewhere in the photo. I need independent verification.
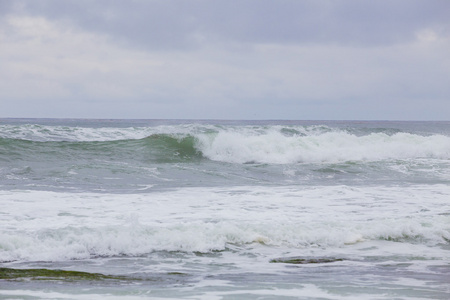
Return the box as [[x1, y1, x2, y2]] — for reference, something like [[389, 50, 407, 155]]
[[196, 131, 450, 164]]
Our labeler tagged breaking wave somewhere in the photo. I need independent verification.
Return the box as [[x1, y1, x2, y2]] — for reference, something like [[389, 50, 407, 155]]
[[1, 124, 449, 164], [1, 184, 449, 262], [1, 217, 449, 262]]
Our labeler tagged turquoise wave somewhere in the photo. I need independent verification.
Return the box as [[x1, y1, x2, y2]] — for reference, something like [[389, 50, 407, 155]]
[[0, 134, 204, 164]]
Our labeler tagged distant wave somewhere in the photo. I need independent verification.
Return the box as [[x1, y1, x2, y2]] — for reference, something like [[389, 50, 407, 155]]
[[1, 124, 449, 164]]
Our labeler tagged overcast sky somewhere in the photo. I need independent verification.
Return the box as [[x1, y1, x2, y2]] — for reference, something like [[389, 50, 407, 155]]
[[1, 0, 449, 120]]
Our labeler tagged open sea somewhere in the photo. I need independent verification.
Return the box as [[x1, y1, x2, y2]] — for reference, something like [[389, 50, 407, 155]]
[[0, 119, 449, 299]]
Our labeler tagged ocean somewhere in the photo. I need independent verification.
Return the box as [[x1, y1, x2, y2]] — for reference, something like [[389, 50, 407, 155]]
[[0, 119, 449, 299]]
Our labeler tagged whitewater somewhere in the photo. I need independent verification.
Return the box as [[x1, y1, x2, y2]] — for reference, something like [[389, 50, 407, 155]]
[[1, 119, 449, 299]]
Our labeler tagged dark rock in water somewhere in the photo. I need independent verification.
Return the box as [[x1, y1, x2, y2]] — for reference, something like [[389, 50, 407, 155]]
[[270, 257, 344, 264], [0, 267, 127, 281], [0, 268, 191, 283]]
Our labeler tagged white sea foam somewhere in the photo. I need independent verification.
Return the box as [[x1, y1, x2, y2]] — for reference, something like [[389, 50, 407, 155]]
[[0, 185, 449, 262], [196, 130, 450, 164], [0, 290, 157, 300], [0, 124, 154, 142]]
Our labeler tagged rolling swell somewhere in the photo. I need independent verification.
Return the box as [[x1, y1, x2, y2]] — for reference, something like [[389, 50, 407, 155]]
[[0, 134, 203, 164]]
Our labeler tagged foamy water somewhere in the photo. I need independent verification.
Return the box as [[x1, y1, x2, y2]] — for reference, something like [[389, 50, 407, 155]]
[[1, 185, 449, 262]]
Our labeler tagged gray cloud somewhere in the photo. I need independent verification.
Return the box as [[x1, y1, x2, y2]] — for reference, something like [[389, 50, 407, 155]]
[[1, 0, 449, 120], [6, 0, 450, 50]]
